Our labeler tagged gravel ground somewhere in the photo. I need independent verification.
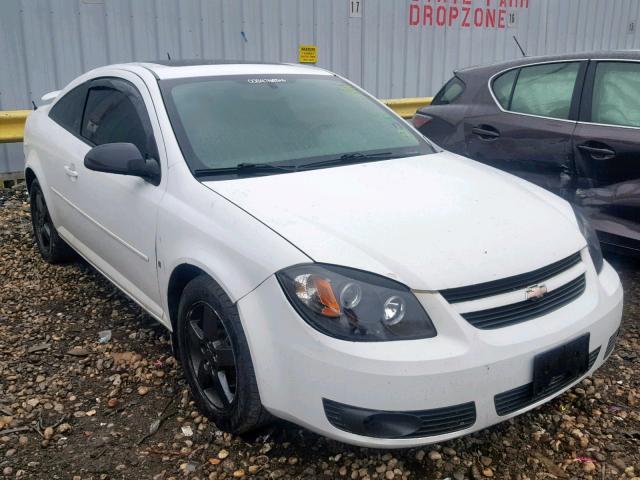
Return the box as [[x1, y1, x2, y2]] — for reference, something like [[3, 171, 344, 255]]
[[0, 184, 638, 480]]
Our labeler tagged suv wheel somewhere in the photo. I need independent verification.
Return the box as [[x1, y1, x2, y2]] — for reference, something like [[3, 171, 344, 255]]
[[177, 275, 272, 433]]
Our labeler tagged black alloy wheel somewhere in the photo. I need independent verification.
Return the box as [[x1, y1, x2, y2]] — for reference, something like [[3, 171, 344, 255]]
[[176, 275, 272, 433], [184, 301, 238, 410], [32, 186, 53, 255]]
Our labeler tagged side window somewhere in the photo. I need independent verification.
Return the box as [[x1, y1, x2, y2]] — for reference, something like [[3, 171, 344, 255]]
[[491, 68, 518, 109], [509, 62, 580, 120], [81, 80, 157, 159], [49, 84, 87, 134], [591, 62, 640, 128], [432, 77, 465, 105]]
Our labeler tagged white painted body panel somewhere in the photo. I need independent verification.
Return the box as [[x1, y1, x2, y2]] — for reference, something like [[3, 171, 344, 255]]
[[206, 152, 585, 291], [23, 62, 623, 448], [238, 259, 622, 448]]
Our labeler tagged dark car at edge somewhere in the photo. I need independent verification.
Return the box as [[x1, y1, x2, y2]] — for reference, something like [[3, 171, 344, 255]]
[[414, 50, 640, 255]]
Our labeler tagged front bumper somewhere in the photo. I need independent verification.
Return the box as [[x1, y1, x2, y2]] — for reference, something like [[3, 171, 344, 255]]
[[236, 259, 623, 448]]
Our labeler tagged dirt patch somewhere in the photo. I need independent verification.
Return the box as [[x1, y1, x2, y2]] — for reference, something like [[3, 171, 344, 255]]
[[1, 185, 639, 480]]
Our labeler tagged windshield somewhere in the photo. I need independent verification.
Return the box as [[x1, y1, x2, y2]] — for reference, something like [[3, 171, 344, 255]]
[[160, 74, 435, 177]]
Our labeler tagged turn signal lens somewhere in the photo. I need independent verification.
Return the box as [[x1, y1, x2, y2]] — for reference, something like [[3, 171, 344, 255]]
[[294, 274, 341, 317]]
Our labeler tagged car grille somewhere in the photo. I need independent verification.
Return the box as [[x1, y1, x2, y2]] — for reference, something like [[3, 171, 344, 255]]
[[441, 252, 582, 303], [461, 274, 586, 330], [323, 399, 476, 439], [494, 347, 600, 416]]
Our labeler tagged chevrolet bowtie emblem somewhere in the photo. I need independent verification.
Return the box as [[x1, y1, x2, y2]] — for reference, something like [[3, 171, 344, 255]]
[[525, 284, 548, 300]]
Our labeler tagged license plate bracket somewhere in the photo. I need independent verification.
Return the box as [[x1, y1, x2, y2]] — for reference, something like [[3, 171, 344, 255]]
[[532, 334, 590, 396]]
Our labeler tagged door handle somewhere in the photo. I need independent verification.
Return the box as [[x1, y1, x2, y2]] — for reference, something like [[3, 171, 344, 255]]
[[577, 144, 615, 161], [471, 125, 501, 140], [64, 165, 79, 178]]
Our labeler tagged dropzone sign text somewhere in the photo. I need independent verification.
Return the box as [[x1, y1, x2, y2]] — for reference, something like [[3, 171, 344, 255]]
[[409, 0, 529, 29]]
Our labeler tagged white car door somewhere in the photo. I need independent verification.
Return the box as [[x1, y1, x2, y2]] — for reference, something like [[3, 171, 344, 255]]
[[40, 82, 90, 233], [57, 71, 166, 320]]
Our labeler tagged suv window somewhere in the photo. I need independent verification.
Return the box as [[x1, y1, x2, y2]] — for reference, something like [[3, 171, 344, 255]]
[[591, 61, 640, 128], [49, 84, 87, 134], [432, 77, 465, 105], [81, 79, 157, 159], [508, 62, 580, 120]]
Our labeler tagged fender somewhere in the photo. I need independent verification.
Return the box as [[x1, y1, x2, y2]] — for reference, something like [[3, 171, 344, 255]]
[[156, 165, 311, 324], [23, 110, 62, 226]]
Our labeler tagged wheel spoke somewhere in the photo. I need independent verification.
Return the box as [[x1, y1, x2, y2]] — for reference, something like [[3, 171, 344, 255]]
[[35, 193, 45, 217], [211, 371, 233, 407], [188, 318, 205, 344], [41, 223, 51, 243], [196, 360, 213, 389], [213, 342, 235, 368], [202, 305, 222, 339]]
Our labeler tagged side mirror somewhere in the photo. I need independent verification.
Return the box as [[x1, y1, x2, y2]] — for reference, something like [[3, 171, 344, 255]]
[[84, 143, 160, 185]]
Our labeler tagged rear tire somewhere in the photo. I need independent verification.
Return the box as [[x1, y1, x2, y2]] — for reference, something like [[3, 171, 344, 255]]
[[176, 275, 272, 433], [29, 179, 74, 264]]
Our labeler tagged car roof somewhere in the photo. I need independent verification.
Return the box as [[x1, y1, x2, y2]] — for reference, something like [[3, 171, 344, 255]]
[[456, 49, 640, 76], [121, 59, 331, 80]]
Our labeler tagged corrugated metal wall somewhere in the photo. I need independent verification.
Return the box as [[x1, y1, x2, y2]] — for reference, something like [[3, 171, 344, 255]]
[[2, 0, 640, 173]]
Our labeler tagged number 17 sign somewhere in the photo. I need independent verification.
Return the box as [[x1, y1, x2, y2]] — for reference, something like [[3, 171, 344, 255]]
[[350, 0, 362, 18]]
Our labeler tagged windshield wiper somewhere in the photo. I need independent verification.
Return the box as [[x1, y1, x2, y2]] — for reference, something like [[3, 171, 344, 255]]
[[298, 151, 412, 170], [193, 162, 297, 177]]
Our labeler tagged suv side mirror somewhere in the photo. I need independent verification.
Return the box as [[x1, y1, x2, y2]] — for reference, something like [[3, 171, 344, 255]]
[[84, 142, 160, 185]]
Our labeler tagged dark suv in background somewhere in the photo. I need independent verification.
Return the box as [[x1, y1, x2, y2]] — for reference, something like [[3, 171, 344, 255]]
[[414, 51, 640, 254]]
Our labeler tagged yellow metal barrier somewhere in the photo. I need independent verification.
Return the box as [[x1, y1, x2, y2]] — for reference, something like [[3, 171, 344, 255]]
[[382, 97, 432, 119], [0, 97, 431, 144], [0, 110, 30, 143]]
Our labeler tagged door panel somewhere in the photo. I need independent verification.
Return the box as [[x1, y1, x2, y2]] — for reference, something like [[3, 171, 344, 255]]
[[43, 83, 90, 231], [573, 61, 640, 245], [418, 104, 469, 155], [465, 108, 577, 195], [465, 61, 586, 197], [59, 72, 166, 318]]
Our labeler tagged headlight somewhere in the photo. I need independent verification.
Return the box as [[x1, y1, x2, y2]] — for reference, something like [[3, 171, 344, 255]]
[[276, 264, 437, 341], [572, 205, 604, 273]]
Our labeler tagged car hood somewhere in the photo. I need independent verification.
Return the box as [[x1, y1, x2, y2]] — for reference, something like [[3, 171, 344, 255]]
[[203, 152, 585, 291]]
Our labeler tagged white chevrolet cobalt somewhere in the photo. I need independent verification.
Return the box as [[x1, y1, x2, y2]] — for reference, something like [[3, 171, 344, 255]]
[[24, 61, 622, 448]]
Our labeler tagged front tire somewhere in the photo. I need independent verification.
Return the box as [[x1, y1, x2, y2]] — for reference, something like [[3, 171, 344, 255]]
[[29, 179, 74, 264], [176, 275, 272, 433]]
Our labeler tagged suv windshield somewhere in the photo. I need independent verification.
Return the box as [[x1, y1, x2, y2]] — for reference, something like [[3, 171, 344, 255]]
[[160, 74, 435, 177]]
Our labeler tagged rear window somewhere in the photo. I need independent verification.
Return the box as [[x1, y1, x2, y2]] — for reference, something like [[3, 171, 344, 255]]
[[491, 69, 517, 109], [432, 77, 465, 105], [49, 84, 87, 134]]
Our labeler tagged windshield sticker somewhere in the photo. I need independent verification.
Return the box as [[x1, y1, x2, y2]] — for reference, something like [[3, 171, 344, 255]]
[[247, 78, 287, 84]]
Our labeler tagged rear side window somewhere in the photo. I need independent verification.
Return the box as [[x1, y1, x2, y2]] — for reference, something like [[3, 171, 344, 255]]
[[491, 62, 580, 120], [509, 62, 580, 120], [81, 82, 157, 159], [591, 61, 640, 128], [49, 85, 87, 134], [491, 69, 517, 109], [432, 77, 465, 105]]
